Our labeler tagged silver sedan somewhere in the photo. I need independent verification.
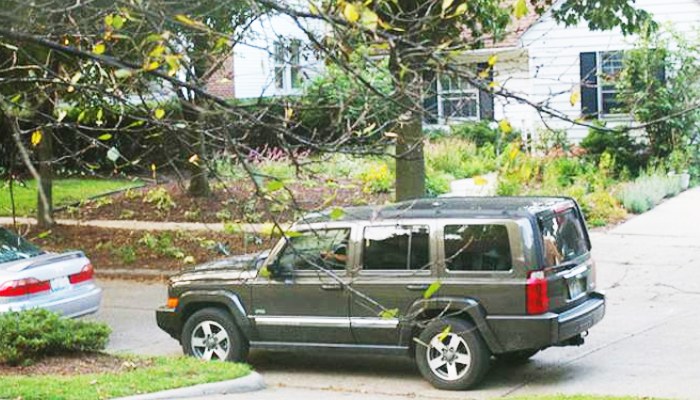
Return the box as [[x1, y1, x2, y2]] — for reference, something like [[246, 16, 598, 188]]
[[0, 227, 102, 318]]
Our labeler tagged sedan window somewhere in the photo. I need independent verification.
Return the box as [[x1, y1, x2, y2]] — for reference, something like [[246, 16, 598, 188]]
[[0, 228, 43, 264]]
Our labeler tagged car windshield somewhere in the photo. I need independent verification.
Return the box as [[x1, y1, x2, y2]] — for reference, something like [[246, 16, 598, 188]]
[[539, 208, 589, 267], [0, 228, 44, 263]]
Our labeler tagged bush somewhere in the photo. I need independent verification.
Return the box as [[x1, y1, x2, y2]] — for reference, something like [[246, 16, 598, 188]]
[[580, 124, 648, 176], [579, 190, 628, 227], [617, 173, 683, 213], [445, 121, 520, 152], [143, 187, 176, 211], [358, 162, 393, 194], [0, 309, 110, 366], [425, 168, 454, 197], [425, 138, 497, 179]]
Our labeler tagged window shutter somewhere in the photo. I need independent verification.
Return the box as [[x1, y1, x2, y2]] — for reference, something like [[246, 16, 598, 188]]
[[477, 62, 495, 121], [580, 52, 598, 118], [654, 49, 667, 84], [423, 72, 439, 124]]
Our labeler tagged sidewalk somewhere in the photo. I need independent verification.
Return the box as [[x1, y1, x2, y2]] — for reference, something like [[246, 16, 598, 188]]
[[0, 216, 285, 234]]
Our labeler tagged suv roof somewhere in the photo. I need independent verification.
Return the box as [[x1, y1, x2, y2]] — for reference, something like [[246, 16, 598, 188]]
[[301, 196, 576, 224]]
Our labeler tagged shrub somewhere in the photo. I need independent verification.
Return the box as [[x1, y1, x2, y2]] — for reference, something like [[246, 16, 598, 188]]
[[143, 187, 176, 211], [617, 173, 683, 213], [580, 124, 647, 177], [425, 138, 497, 179], [0, 309, 110, 366], [579, 190, 628, 227], [358, 162, 393, 194], [447, 121, 520, 152], [425, 168, 453, 197]]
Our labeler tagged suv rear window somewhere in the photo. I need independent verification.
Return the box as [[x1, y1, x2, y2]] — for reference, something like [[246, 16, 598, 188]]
[[540, 208, 589, 267], [444, 225, 512, 272]]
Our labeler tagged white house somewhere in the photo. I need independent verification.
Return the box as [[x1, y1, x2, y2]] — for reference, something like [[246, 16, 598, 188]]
[[227, 0, 700, 141]]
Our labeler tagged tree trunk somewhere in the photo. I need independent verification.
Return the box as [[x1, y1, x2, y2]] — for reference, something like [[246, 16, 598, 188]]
[[391, 47, 426, 201], [36, 126, 54, 228], [182, 101, 211, 197]]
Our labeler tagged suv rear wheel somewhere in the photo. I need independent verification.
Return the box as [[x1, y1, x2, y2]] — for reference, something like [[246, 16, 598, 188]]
[[415, 317, 491, 390], [182, 307, 248, 362]]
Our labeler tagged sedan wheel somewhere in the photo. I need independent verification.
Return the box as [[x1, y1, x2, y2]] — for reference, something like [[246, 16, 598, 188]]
[[182, 307, 248, 362]]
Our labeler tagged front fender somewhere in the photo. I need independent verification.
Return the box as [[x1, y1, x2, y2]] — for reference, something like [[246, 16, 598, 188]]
[[402, 296, 504, 354], [177, 290, 254, 339]]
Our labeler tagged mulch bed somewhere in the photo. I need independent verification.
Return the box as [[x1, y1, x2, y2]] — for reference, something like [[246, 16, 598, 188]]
[[0, 353, 150, 376], [56, 180, 391, 224], [19, 225, 272, 278]]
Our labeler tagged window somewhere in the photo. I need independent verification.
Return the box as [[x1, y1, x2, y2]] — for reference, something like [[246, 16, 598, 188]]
[[276, 228, 350, 272], [362, 225, 430, 271], [444, 225, 512, 272], [273, 39, 303, 92], [598, 51, 624, 115], [0, 228, 43, 264], [539, 209, 589, 268], [438, 75, 479, 121]]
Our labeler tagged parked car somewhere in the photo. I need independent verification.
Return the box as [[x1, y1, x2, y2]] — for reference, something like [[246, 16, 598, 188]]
[[156, 197, 605, 390], [0, 227, 102, 317]]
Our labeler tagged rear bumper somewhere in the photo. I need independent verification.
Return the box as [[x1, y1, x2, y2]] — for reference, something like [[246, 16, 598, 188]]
[[156, 306, 181, 341], [0, 283, 102, 318], [487, 292, 605, 353]]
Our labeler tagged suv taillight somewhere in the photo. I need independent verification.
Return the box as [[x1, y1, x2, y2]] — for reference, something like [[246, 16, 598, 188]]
[[526, 270, 549, 315], [69, 263, 94, 284], [0, 278, 51, 297]]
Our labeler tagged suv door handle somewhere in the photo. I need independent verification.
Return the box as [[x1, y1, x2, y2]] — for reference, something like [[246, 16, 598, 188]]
[[321, 283, 342, 291], [406, 284, 430, 291]]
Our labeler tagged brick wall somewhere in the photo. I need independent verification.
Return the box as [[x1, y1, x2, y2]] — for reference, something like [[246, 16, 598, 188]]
[[206, 54, 235, 99]]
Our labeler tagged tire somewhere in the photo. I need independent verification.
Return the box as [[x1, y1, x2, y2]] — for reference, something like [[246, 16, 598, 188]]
[[181, 307, 249, 362], [495, 349, 539, 364], [415, 317, 491, 390]]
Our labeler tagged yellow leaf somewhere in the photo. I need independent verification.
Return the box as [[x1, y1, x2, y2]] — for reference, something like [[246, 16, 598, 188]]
[[143, 61, 159, 71], [284, 107, 294, 121], [154, 108, 165, 120], [570, 89, 581, 106], [441, 0, 454, 13], [437, 325, 451, 341], [188, 154, 200, 165], [473, 176, 488, 186], [423, 281, 442, 299], [149, 45, 165, 58], [360, 8, 379, 30], [93, 42, 106, 55], [499, 119, 513, 134], [489, 81, 500, 89], [343, 3, 360, 23], [151, 163, 157, 172], [454, 3, 467, 15], [513, 0, 528, 19], [309, 2, 320, 15], [379, 308, 399, 319], [175, 14, 198, 26], [488, 54, 498, 67], [31, 130, 42, 147]]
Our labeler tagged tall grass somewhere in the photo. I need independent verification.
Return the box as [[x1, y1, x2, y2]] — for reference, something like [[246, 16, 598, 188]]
[[617, 173, 683, 214]]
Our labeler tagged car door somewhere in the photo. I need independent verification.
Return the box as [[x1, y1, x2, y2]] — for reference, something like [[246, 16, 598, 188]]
[[250, 224, 354, 344], [349, 221, 437, 346]]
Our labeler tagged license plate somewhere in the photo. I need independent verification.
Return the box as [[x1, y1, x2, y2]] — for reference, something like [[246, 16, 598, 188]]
[[568, 277, 585, 299], [51, 277, 70, 292]]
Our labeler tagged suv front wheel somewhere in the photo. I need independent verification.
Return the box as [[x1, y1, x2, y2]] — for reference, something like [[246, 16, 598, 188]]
[[182, 307, 248, 362], [415, 317, 491, 390]]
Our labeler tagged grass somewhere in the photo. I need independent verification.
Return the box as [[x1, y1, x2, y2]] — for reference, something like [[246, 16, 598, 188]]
[[0, 178, 143, 217], [0, 356, 251, 400]]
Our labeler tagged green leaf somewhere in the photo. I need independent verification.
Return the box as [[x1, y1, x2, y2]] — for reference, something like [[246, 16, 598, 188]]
[[284, 230, 303, 238], [112, 15, 125, 29], [513, 0, 528, 19], [10, 94, 21, 103], [259, 265, 271, 278], [423, 280, 442, 299], [97, 133, 112, 141], [266, 180, 284, 192], [437, 325, 451, 341], [104, 14, 114, 27], [379, 308, 399, 319], [329, 207, 345, 220], [37, 230, 52, 239]]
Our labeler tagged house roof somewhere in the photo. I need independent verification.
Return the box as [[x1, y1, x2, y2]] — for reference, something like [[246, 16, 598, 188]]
[[480, 0, 548, 49]]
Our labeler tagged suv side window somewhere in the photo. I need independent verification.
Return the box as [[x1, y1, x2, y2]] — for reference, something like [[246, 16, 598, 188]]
[[444, 224, 512, 272], [277, 228, 350, 272], [362, 225, 430, 271]]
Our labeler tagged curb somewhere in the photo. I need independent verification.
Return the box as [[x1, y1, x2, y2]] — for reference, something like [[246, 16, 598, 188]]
[[114, 371, 265, 400]]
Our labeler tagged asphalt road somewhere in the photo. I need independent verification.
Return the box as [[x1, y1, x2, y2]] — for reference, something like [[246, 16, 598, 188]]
[[92, 188, 700, 400]]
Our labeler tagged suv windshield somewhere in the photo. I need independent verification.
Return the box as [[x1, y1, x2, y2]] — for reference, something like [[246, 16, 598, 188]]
[[540, 208, 589, 267], [0, 228, 43, 264]]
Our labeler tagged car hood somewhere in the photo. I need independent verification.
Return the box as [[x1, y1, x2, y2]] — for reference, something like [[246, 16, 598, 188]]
[[0, 251, 85, 273], [172, 251, 268, 283]]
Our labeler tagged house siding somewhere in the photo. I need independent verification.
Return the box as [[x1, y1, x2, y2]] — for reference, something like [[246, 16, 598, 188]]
[[520, 0, 700, 142]]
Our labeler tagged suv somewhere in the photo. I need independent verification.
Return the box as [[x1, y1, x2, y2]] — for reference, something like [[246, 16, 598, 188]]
[[156, 197, 605, 390]]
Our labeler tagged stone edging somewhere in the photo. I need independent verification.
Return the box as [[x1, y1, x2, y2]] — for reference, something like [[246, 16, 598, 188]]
[[114, 371, 265, 400]]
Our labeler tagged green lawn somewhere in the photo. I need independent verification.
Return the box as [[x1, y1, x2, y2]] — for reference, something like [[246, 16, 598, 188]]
[[0, 356, 250, 400], [511, 396, 663, 400], [0, 178, 142, 217]]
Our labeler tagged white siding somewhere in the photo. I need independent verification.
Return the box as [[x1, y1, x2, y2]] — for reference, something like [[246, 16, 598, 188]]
[[493, 50, 537, 136], [520, 0, 700, 142], [233, 13, 323, 99]]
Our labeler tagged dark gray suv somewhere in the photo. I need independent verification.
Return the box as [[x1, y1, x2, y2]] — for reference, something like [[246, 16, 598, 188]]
[[157, 197, 605, 390]]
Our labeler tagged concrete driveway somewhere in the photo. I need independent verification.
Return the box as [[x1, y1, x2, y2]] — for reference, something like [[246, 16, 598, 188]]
[[93, 188, 700, 399]]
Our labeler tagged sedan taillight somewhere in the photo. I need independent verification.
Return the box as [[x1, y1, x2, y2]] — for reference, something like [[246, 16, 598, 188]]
[[0, 278, 51, 297], [69, 263, 94, 284]]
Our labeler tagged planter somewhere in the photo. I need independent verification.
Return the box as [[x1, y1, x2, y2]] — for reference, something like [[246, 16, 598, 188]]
[[680, 172, 691, 190]]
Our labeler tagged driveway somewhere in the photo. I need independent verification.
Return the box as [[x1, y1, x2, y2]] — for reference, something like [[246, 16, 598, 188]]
[[93, 188, 700, 399]]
